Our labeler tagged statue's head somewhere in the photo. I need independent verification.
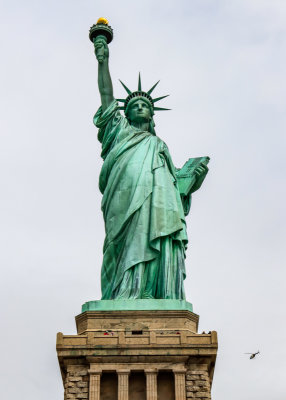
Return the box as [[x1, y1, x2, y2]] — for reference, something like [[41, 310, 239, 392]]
[[125, 97, 154, 124], [125, 97, 156, 134], [117, 74, 170, 134]]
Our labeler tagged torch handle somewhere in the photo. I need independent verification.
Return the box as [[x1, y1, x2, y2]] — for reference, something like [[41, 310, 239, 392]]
[[93, 35, 108, 64]]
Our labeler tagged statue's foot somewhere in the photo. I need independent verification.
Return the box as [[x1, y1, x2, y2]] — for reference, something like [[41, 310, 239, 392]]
[[141, 291, 154, 299]]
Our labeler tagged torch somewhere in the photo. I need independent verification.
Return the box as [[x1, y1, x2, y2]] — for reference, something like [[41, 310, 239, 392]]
[[89, 18, 113, 61]]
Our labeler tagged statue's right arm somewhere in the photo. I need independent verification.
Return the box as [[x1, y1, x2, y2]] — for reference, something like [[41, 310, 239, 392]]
[[94, 37, 114, 112]]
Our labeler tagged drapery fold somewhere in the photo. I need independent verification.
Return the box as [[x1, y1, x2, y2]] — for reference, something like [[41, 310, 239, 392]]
[[94, 100, 189, 299]]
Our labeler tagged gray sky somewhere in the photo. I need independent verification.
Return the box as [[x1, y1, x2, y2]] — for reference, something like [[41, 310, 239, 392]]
[[0, 0, 285, 399]]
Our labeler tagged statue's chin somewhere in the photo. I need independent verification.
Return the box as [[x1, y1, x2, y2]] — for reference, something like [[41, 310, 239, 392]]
[[131, 116, 149, 124]]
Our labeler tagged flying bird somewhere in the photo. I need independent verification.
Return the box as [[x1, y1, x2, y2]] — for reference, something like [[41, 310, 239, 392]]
[[244, 351, 260, 359]]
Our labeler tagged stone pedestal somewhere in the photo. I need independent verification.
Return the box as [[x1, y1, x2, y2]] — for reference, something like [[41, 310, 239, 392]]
[[57, 302, 217, 400]]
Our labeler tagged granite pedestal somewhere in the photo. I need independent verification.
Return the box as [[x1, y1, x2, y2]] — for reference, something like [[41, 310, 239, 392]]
[[56, 300, 217, 400]]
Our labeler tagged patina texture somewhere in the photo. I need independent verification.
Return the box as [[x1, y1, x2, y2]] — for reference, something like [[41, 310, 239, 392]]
[[93, 28, 209, 301]]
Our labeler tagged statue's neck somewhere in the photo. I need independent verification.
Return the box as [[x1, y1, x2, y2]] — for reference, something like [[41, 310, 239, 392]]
[[131, 121, 150, 132]]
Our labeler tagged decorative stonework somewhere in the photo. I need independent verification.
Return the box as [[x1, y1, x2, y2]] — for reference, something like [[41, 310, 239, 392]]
[[88, 370, 101, 400], [117, 370, 130, 400], [145, 369, 157, 400], [174, 369, 187, 400], [185, 367, 212, 399], [57, 310, 217, 400], [64, 365, 89, 400]]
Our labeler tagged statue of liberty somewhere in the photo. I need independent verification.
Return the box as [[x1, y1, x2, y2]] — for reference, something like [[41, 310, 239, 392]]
[[91, 19, 209, 301]]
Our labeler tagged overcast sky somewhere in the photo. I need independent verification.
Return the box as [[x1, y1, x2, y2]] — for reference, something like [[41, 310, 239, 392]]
[[0, 0, 285, 399]]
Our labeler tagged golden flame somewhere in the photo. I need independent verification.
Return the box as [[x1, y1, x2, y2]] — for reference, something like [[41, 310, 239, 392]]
[[97, 17, 109, 25]]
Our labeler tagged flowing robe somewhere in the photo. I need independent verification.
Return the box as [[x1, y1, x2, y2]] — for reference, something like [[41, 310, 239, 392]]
[[94, 100, 190, 300]]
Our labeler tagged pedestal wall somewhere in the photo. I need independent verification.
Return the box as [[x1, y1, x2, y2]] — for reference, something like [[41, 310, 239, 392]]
[[57, 306, 217, 400]]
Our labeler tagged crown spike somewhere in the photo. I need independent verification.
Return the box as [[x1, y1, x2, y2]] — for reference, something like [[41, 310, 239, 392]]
[[116, 99, 126, 103], [153, 106, 171, 111], [138, 73, 142, 91], [147, 80, 160, 95], [153, 95, 169, 103], [117, 106, 125, 110], [119, 80, 132, 95]]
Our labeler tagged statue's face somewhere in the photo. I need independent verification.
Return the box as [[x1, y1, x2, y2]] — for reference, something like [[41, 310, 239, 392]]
[[127, 99, 152, 124]]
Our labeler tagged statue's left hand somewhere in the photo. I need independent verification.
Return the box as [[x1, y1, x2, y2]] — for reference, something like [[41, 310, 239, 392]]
[[195, 164, 208, 177], [192, 164, 209, 192]]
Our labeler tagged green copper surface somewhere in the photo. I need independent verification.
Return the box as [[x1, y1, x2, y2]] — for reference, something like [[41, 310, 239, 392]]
[[92, 28, 209, 302], [82, 299, 193, 312]]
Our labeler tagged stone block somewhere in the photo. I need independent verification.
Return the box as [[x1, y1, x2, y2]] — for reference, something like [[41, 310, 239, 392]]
[[76, 382, 88, 388], [77, 371, 88, 376], [191, 370, 205, 374], [196, 380, 210, 387], [76, 394, 88, 399], [195, 386, 208, 392], [194, 392, 211, 398], [68, 367, 83, 373], [68, 388, 81, 394], [187, 374, 200, 380]]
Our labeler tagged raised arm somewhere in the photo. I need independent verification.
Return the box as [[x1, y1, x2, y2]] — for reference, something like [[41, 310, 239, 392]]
[[94, 36, 114, 112]]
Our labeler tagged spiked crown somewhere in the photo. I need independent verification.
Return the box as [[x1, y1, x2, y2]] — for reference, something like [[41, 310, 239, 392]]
[[117, 73, 170, 114]]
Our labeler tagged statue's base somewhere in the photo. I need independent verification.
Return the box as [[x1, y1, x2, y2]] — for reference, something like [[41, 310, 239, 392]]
[[82, 299, 193, 312], [57, 301, 217, 400]]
